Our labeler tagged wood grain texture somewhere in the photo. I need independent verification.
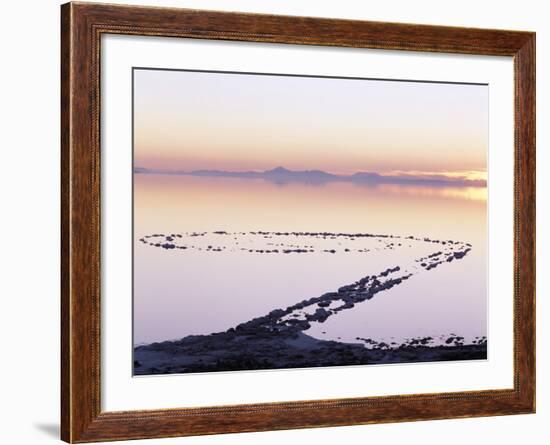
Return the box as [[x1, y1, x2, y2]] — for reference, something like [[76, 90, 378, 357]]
[[60, 2, 536, 442]]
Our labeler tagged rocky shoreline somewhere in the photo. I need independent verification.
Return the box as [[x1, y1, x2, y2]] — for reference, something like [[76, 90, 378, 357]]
[[134, 329, 486, 375], [134, 231, 486, 375]]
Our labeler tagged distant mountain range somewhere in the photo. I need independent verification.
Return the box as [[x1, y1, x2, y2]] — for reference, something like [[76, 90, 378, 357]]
[[133, 166, 486, 187]]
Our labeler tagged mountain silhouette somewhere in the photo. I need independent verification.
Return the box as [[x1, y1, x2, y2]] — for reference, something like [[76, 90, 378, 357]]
[[133, 166, 485, 187]]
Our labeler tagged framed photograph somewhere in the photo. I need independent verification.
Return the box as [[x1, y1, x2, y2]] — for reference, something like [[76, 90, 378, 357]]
[[61, 2, 535, 442]]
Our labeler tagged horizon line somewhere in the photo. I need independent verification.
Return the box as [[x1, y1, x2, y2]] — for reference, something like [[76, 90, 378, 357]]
[[133, 165, 487, 187]]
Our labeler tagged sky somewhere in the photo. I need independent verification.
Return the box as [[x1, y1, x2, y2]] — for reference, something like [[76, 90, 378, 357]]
[[133, 68, 488, 178]]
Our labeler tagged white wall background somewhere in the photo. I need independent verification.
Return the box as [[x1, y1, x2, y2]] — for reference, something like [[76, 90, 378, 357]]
[[0, 1, 545, 444]]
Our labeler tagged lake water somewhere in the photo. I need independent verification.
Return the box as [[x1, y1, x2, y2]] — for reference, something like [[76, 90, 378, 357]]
[[133, 174, 487, 348]]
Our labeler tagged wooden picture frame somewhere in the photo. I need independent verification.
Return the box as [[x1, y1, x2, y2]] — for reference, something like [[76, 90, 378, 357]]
[[61, 2, 535, 442]]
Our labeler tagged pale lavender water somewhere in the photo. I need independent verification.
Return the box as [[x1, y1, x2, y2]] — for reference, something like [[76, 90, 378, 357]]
[[133, 174, 487, 347]]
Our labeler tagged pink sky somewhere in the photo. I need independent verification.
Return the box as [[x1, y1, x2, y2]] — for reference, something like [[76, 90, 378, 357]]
[[134, 69, 488, 177]]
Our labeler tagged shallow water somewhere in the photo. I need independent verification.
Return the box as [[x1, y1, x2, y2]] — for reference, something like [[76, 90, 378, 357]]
[[133, 174, 487, 347]]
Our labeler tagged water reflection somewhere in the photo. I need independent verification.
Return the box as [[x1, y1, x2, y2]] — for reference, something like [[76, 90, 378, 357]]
[[133, 174, 486, 347]]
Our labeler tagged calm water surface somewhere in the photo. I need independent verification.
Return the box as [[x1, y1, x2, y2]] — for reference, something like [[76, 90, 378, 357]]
[[133, 174, 487, 346]]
